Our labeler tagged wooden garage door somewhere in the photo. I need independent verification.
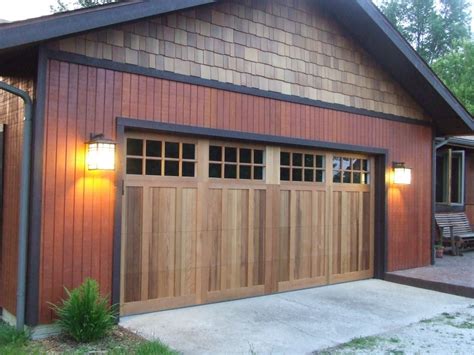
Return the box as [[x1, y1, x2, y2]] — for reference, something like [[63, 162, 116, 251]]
[[121, 133, 374, 315]]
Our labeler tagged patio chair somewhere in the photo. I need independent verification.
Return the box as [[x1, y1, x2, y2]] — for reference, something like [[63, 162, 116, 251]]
[[434, 212, 474, 256]]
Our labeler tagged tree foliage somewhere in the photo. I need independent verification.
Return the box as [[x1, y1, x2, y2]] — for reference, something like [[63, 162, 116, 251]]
[[51, 0, 116, 13], [432, 41, 474, 114], [380, 0, 471, 63]]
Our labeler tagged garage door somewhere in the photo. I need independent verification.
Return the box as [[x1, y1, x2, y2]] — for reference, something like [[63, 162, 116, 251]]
[[120, 133, 374, 315]]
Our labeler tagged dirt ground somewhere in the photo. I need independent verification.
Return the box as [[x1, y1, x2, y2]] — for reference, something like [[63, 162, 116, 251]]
[[318, 304, 474, 354]]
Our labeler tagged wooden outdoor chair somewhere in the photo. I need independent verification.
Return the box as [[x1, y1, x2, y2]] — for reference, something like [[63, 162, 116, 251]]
[[435, 212, 474, 256]]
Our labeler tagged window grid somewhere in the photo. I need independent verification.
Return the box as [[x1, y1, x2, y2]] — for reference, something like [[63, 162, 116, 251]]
[[332, 156, 370, 184], [280, 151, 325, 183], [126, 138, 196, 177], [209, 145, 265, 180]]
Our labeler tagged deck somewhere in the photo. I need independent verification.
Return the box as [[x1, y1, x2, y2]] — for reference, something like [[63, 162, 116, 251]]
[[385, 252, 474, 298]]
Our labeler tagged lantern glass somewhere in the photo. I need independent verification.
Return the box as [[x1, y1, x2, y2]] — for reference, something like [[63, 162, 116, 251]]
[[393, 166, 411, 184], [87, 141, 116, 170]]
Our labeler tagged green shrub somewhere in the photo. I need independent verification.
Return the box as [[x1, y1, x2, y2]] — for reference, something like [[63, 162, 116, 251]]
[[50, 278, 116, 343], [135, 340, 179, 355], [0, 321, 29, 346]]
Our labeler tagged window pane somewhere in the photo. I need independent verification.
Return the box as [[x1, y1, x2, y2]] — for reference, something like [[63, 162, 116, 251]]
[[292, 168, 302, 181], [165, 142, 179, 158], [362, 159, 369, 171], [342, 157, 351, 171], [225, 147, 237, 162], [224, 164, 237, 179], [451, 155, 462, 203], [164, 160, 179, 176], [316, 155, 324, 169], [436, 155, 447, 203], [146, 140, 161, 157], [182, 143, 195, 160], [353, 172, 361, 184], [182, 162, 195, 177], [239, 148, 251, 163], [333, 171, 341, 183], [254, 150, 264, 164], [316, 170, 324, 182], [304, 169, 314, 182], [209, 146, 222, 161], [145, 160, 161, 175], [362, 173, 370, 184], [254, 166, 264, 180], [304, 154, 314, 167], [352, 159, 361, 171], [343, 171, 351, 183], [333, 157, 341, 170], [240, 165, 251, 179], [281, 168, 290, 181], [293, 153, 302, 166], [126, 158, 142, 174], [209, 163, 221, 178], [281, 152, 290, 166], [127, 138, 143, 156]]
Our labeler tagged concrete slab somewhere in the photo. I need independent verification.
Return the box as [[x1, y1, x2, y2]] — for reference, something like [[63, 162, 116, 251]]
[[120, 280, 473, 354]]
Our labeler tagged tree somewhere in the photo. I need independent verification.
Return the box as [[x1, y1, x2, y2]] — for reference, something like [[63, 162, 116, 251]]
[[432, 41, 474, 114], [51, 0, 116, 13], [379, 0, 471, 63]]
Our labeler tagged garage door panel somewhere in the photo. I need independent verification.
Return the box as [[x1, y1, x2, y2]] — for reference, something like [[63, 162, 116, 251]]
[[123, 186, 143, 303], [331, 189, 372, 281]]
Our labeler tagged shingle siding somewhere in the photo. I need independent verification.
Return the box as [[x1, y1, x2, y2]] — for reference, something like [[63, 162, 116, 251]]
[[48, 0, 428, 120]]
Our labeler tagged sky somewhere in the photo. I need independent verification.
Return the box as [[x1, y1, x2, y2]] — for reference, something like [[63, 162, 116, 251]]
[[1, 0, 474, 32]]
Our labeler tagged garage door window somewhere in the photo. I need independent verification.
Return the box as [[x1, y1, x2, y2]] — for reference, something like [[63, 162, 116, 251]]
[[333, 156, 369, 184], [209, 145, 265, 180], [280, 151, 325, 183], [126, 138, 196, 177]]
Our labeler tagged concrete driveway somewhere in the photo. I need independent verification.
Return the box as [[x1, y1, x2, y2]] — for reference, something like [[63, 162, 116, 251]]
[[120, 280, 472, 354]]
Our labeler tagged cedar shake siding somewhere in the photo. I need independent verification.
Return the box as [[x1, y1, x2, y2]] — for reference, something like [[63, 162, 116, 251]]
[[49, 0, 428, 121], [38, 60, 432, 323], [0, 76, 34, 316]]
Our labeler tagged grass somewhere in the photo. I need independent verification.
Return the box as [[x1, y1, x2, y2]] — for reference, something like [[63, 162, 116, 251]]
[[340, 336, 382, 350], [0, 321, 176, 354]]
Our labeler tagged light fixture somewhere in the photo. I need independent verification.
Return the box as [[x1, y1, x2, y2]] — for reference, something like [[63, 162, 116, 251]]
[[86, 133, 116, 170], [393, 162, 412, 185]]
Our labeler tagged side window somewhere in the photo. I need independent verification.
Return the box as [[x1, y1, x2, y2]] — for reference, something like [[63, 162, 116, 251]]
[[436, 150, 465, 205], [333, 156, 370, 184], [280, 151, 325, 183], [126, 138, 196, 177], [209, 145, 265, 180]]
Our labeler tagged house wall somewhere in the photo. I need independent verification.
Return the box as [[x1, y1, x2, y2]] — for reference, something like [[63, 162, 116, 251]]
[[37, 59, 433, 323], [49, 0, 429, 121], [0, 76, 34, 316]]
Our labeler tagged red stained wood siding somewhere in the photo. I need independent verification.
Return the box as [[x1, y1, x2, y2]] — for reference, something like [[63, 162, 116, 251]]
[[39, 60, 433, 323], [0, 76, 35, 315]]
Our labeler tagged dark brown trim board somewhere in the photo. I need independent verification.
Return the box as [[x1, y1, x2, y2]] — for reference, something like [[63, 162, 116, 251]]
[[25, 46, 48, 326], [46, 49, 432, 129], [385, 273, 474, 299], [111, 117, 389, 308]]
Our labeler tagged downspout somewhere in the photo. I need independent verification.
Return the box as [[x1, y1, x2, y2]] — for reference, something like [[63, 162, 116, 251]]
[[0, 82, 33, 331]]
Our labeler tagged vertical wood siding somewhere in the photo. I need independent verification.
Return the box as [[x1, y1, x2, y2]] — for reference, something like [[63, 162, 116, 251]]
[[39, 60, 432, 323], [0, 76, 34, 315]]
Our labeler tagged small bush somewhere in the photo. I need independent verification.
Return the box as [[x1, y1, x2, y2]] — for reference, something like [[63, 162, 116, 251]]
[[51, 278, 116, 343], [0, 321, 29, 346]]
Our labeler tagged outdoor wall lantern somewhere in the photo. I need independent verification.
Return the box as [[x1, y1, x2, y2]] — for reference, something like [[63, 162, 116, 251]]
[[86, 133, 116, 170], [392, 162, 412, 185]]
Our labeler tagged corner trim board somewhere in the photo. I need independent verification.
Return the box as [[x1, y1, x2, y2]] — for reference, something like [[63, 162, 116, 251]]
[[25, 45, 48, 326], [44, 49, 432, 128]]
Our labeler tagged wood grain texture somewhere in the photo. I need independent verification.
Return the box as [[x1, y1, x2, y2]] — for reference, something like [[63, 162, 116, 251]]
[[0, 76, 35, 316], [38, 60, 433, 323], [50, 0, 428, 121]]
